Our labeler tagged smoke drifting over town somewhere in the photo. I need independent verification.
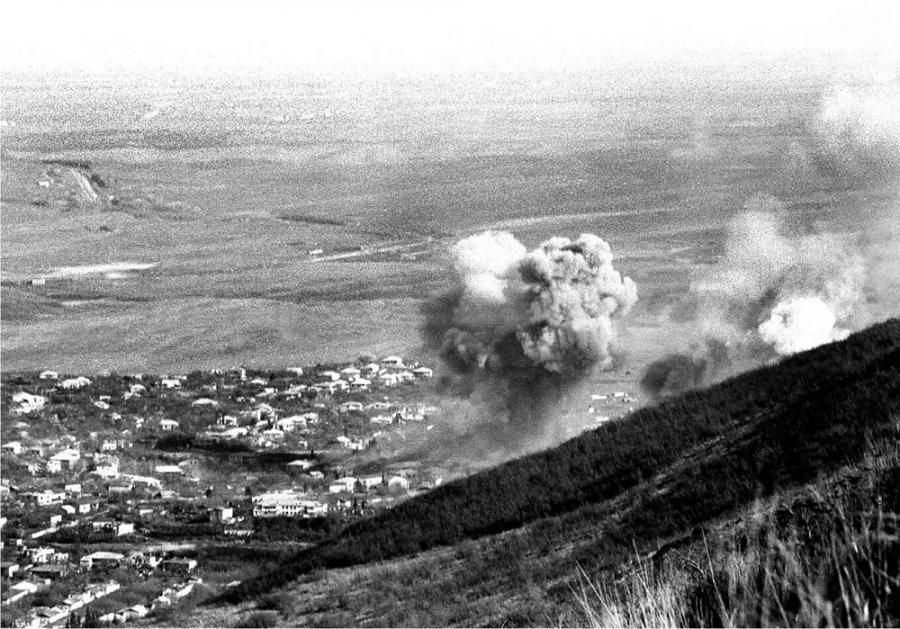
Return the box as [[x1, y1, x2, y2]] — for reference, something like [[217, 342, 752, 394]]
[[423, 231, 637, 443], [643, 80, 900, 399]]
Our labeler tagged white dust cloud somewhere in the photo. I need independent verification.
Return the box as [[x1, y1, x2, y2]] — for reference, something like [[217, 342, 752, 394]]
[[758, 295, 850, 355]]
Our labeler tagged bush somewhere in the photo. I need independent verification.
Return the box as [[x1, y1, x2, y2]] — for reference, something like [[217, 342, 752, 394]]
[[240, 611, 278, 628], [576, 445, 900, 627]]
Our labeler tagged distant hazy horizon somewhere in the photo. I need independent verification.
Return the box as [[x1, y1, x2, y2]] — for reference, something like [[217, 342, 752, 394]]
[[2, 0, 899, 79]]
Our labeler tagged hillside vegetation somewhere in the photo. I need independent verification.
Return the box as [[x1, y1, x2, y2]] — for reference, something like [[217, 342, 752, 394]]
[[213, 318, 900, 613]]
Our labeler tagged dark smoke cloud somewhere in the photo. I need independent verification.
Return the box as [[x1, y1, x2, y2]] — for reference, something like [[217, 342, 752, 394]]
[[422, 231, 637, 443], [640, 339, 730, 399]]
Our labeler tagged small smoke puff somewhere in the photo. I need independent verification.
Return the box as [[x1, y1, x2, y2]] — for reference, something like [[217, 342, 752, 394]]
[[757, 296, 850, 356], [811, 84, 900, 179]]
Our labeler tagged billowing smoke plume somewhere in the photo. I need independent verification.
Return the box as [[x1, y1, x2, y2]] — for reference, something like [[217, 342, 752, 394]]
[[696, 198, 866, 353], [423, 231, 637, 442], [644, 80, 900, 398], [642, 195, 869, 398]]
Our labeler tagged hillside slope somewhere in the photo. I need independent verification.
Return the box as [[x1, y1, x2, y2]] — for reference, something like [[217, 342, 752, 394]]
[[171, 318, 900, 626], [220, 320, 899, 588]]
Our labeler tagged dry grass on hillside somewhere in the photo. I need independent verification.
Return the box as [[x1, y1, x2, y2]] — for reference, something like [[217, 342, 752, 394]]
[[575, 437, 900, 628]]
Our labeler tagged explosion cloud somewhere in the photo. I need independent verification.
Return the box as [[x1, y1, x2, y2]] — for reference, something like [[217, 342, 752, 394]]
[[424, 231, 637, 441], [642, 81, 900, 398], [758, 296, 850, 355], [642, 195, 870, 398], [691, 198, 867, 356]]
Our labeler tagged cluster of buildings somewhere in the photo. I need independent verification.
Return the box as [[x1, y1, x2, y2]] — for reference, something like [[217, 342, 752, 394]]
[[1, 354, 445, 626], [0, 526, 206, 626], [7, 580, 121, 627], [586, 390, 635, 424]]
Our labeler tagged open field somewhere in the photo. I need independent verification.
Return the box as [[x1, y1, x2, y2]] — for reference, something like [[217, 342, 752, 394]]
[[1, 68, 894, 377]]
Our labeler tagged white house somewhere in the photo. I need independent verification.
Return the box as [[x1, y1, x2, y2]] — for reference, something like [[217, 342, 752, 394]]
[[339, 401, 364, 413], [64, 483, 82, 496], [387, 476, 410, 491], [370, 415, 394, 425], [252, 492, 327, 518], [339, 366, 361, 379], [381, 356, 404, 369], [299, 412, 319, 424], [396, 407, 424, 422], [349, 377, 371, 392], [24, 489, 65, 506], [217, 415, 239, 427], [80, 551, 124, 569], [59, 376, 91, 390], [159, 419, 180, 431], [39, 370, 59, 380], [262, 428, 284, 441], [359, 475, 383, 489], [253, 403, 277, 420], [361, 362, 381, 376], [319, 370, 341, 382], [114, 522, 135, 536], [0, 441, 22, 455], [27, 547, 55, 564], [314, 381, 339, 395], [222, 427, 249, 439], [328, 476, 359, 494], [276, 415, 307, 432], [285, 459, 314, 470], [94, 457, 120, 478], [10, 391, 46, 415], [209, 506, 235, 524], [377, 373, 399, 387], [160, 378, 182, 389], [287, 367, 304, 376], [48, 449, 81, 473], [192, 398, 218, 407], [412, 366, 434, 379]]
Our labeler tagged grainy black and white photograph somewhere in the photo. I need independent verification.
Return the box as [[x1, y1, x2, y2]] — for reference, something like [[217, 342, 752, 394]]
[[1, 1, 899, 627]]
